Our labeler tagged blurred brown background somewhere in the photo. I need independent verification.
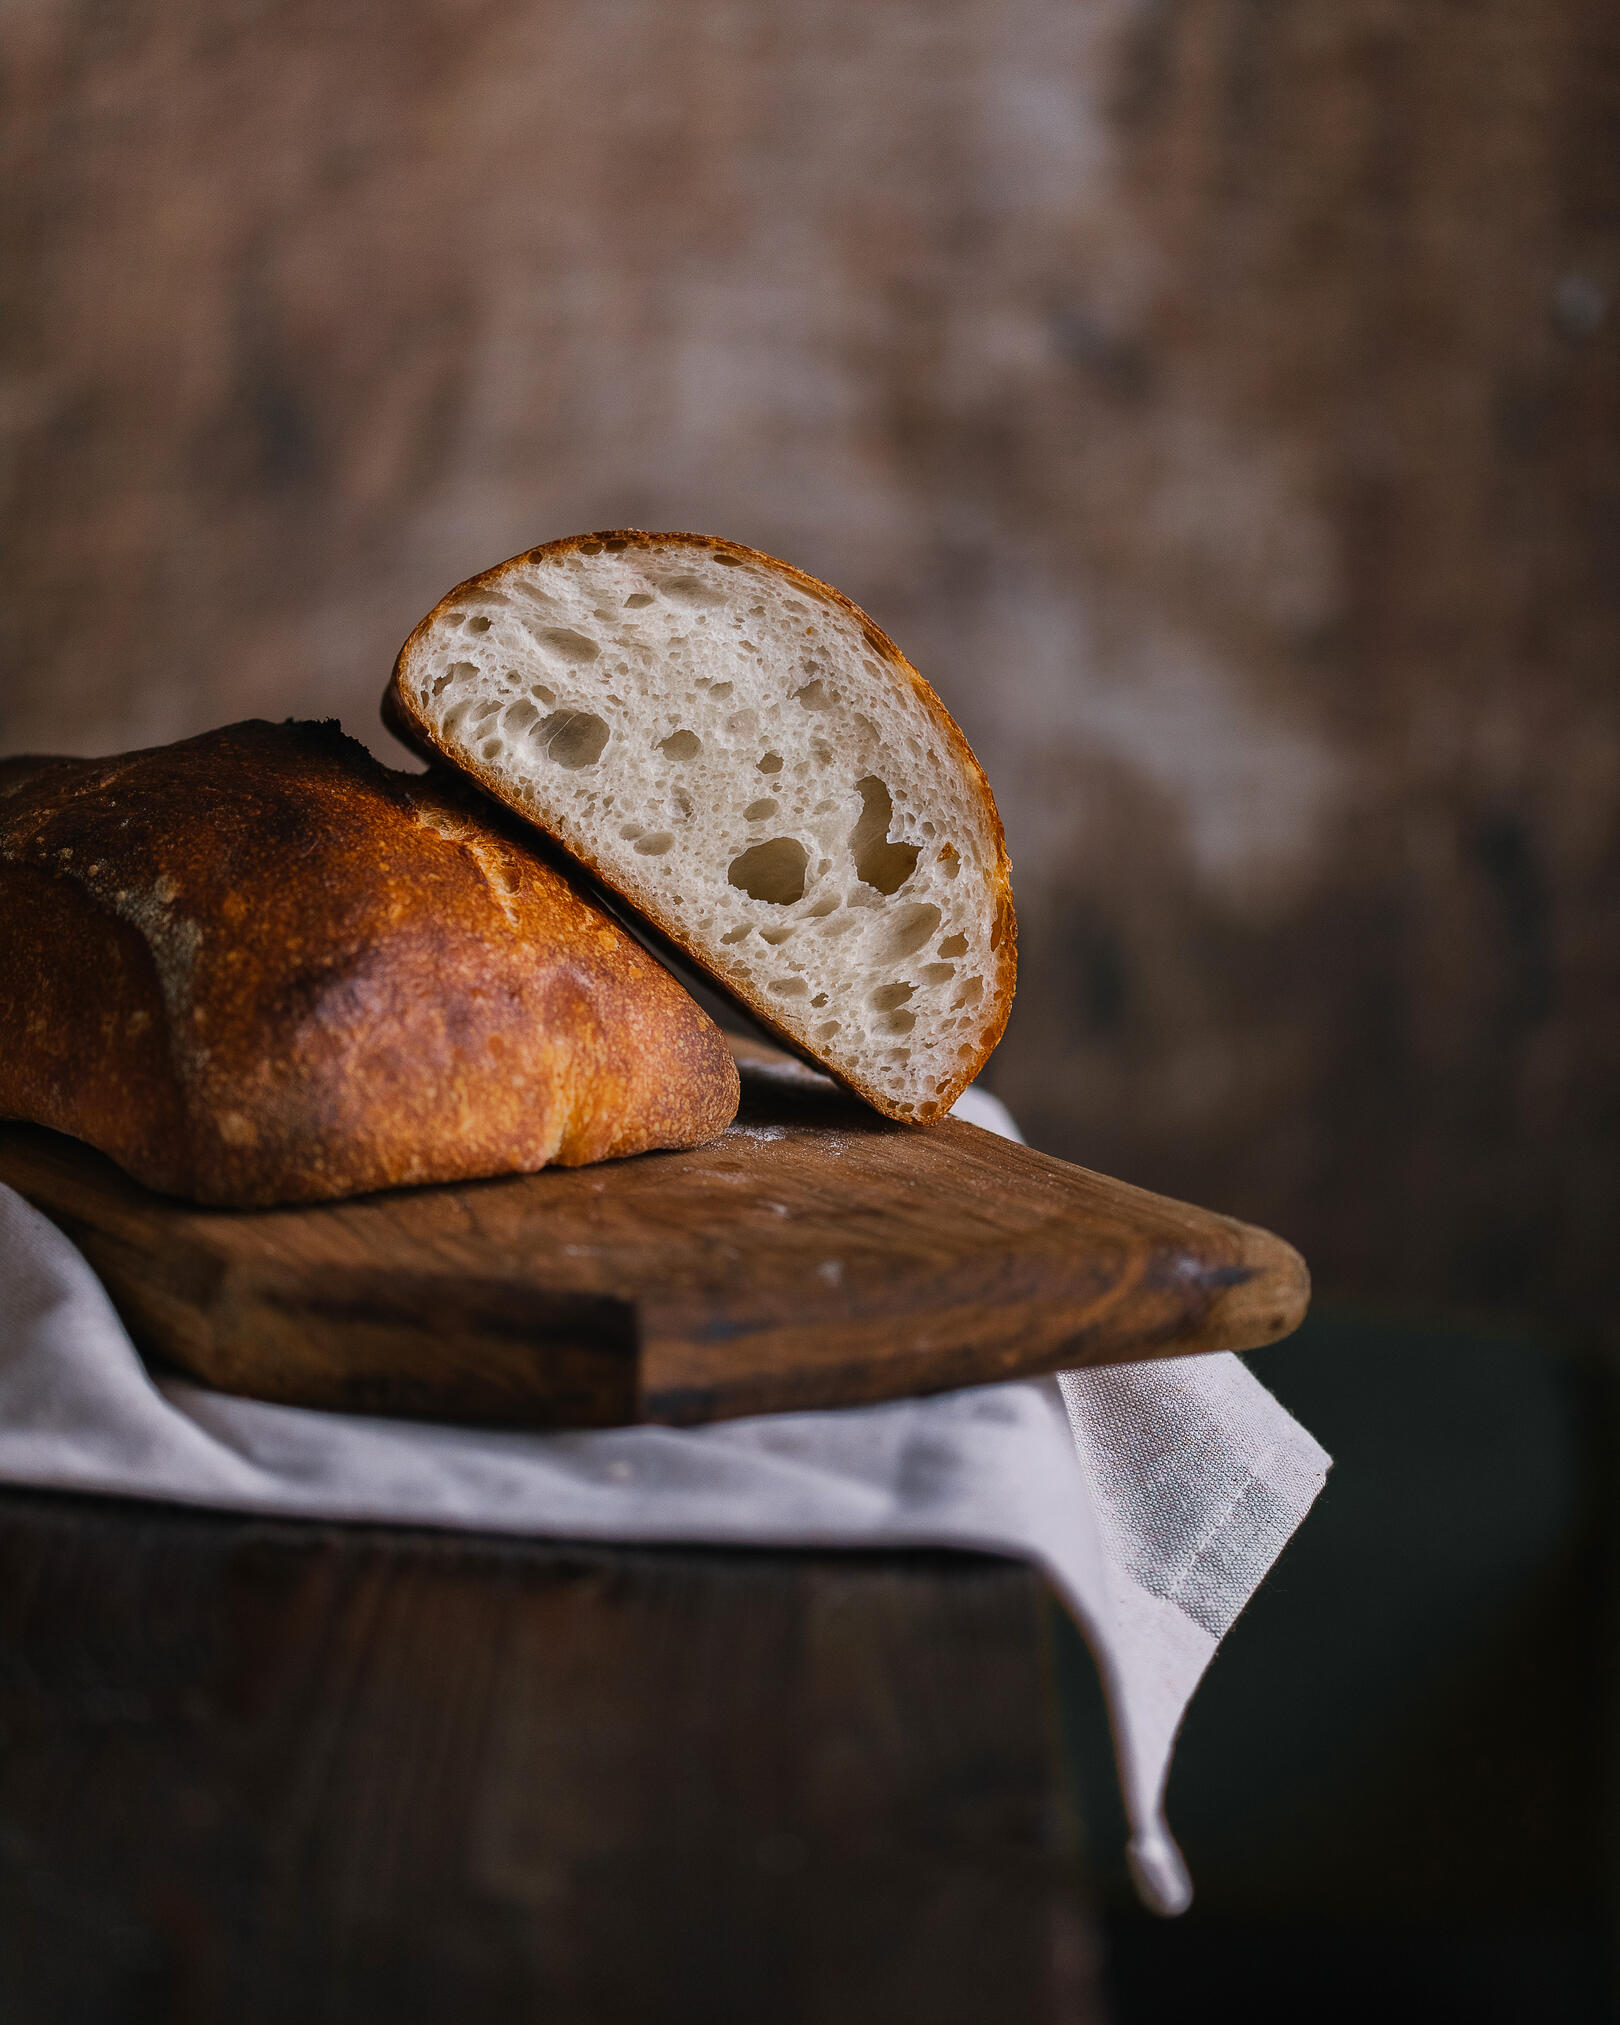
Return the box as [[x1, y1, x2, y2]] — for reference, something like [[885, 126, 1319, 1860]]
[[5, 4, 1620, 2016], [4, 0, 1617, 1321]]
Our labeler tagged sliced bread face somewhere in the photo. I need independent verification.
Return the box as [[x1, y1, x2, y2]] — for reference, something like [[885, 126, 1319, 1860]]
[[387, 532, 1015, 1120]]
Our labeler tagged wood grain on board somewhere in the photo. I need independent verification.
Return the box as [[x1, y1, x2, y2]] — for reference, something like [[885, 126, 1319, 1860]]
[[0, 1039, 1308, 1428]]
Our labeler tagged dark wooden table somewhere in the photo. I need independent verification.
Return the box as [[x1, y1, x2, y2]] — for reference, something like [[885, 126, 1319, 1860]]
[[0, 1487, 1110, 2023]]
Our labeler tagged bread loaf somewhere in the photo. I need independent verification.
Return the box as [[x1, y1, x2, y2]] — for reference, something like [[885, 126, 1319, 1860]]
[[0, 719, 739, 1205], [385, 531, 1016, 1122]]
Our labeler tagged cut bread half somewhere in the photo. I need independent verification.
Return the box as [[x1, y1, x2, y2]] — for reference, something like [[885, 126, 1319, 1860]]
[[385, 531, 1016, 1121]]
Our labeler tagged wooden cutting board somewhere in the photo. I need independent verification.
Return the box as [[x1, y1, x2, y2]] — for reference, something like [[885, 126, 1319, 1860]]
[[0, 1038, 1308, 1428]]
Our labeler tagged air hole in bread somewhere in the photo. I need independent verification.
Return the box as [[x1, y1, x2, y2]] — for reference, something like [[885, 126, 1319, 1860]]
[[709, 681, 733, 701], [887, 902, 941, 959], [620, 822, 644, 841], [769, 976, 809, 996], [851, 777, 919, 894], [795, 680, 829, 709], [870, 981, 915, 1012], [757, 752, 783, 774], [634, 831, 675, 856], [938, 933, 968, 958], [662, 574, 727, 607], [745, 798, 779, 822], [504, 699, 540, 734], [954, 976, 984, 1007], [468, 616, 492, 633], [713, 552, 746, 566], [532, 626, 600, 666], [886, 1010, 916, 1034], [938, 843, 960, 880], [538, 710, 610, 769], [721, 923, 752, 943], [728, 837, 808, 905], [625, 593, 655, 608], [759, 923, 796, 945], [920, 962, 956, 985], [660, 729, 702, 761]]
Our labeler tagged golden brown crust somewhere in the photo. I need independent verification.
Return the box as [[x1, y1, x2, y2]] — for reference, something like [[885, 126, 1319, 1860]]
[[384, 530, 1017, 1119], [0, 720, 739, 1205]]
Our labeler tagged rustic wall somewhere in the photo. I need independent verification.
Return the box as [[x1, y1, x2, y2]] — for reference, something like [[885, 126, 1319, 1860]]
[[4, 0, 1617, 1319]]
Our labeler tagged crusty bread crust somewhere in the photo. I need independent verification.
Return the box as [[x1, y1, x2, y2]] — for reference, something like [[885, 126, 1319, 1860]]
[[0, 720, 739, 1205], [384, 530, 1017, 1119]]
